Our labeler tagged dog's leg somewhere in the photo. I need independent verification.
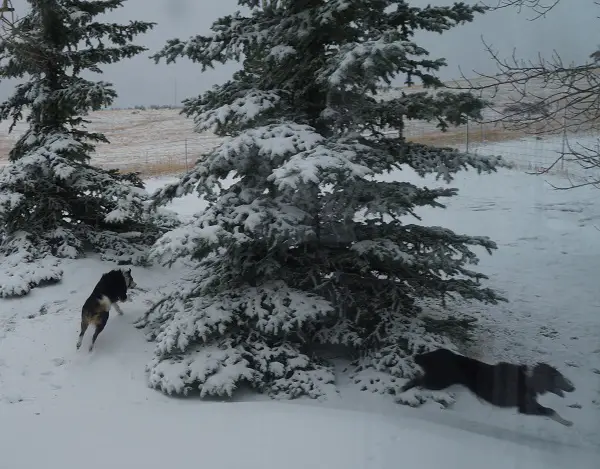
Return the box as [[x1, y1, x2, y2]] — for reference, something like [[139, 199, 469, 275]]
[[399, 375, 424, 393], [547, 411, 574, 427], [89, 320, 107, 352], [76, 318, 89, 350], [399, 373, 453, 393], [114, 303, 123, 315], [519, 399, 573, 427]]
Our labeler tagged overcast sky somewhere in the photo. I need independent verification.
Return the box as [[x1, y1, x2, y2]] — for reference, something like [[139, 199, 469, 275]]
[[0, 0, 595, 108]]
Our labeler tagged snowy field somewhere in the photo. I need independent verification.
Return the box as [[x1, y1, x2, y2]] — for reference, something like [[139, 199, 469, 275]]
[[4, 101, 598, 178], [1, 164, 599, 468], [0, 108, 222, 172]]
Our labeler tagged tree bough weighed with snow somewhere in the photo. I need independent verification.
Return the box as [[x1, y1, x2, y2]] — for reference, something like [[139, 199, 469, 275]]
[[138, 0, 509, 403], [0, 0, 177, 298]]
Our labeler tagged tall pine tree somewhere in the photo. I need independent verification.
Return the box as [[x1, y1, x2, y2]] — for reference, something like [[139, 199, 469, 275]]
[[137, 0, 508, 402], [0, 0, 177, 298]]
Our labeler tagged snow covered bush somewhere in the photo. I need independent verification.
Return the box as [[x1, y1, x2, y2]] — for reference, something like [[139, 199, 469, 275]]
[[0, 1, 174, 297], [140, 0, 509, 402]]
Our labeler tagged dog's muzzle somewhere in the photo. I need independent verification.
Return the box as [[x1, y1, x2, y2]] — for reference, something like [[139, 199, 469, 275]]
[[554, 377, 575, 396], [562, 378, 575, 393]]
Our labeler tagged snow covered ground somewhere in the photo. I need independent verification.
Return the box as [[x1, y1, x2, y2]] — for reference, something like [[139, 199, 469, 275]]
[[1, 167, 599, 467], [5, 400, 594, 469]]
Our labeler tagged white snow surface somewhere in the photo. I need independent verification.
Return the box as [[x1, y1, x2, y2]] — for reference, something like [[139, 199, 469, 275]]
[[1, 167, 599, 468]]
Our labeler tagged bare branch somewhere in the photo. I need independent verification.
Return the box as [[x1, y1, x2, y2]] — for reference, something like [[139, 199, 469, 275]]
[[447, 1, 600, 191], [480, 0, 561, 21]]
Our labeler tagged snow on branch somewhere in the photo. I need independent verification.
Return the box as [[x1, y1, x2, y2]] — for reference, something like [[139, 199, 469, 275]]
[[0, 255, 62, 298], [153, 295, 238, 356], [150, 222, 223, 266], [152, 123, 326, 206], [151, 11, 259, 68], [215, 123, 325, 167], [258, 346, 337, 400], [351, 239, 416, 265], [147, 343, 258, 397], [152, 280, 333, 358], [322, 38, 434, 87], [393, 140, 510, 183], [147, 338, 338, 400], [269, 140, 373, 190], [378, 90, 488, 131], [143, 278, 337, 399], [189, 89, 282, 133], [244, 281, 334, 334], [150, 189, 314, 267], [0, 232, 63, 298], [0, 147, 148, 226], [322, 179, 457, 222]]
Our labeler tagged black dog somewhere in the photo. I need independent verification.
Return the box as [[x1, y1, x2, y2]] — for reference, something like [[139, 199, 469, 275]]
[[400, 348, 575, 426], [76, 268, 137, 352]]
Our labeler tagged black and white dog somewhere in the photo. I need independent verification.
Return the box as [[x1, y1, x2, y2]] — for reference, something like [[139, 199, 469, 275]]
[[400, 348, 576, 426], [76, 268, 137, 352]]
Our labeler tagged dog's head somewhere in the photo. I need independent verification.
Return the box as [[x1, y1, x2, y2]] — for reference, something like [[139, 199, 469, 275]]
[[121, 268, 137, 290], [530, 363, 575, 397]]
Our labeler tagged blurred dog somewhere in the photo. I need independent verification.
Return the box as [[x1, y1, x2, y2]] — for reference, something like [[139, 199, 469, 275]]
[[400, 348, 575, 426], [76, 268, 137, 352]]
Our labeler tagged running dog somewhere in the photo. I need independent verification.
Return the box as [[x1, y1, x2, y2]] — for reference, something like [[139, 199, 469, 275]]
[[400, 348, 575, 426], [76, 268, 137, 352]]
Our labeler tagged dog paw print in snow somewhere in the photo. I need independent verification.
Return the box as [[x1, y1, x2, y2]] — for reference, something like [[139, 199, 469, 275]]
[[3, 394, 25, 404], [51, 358, 66, 367], [1, 315, 16, 334], [29, 299, 68, 319]]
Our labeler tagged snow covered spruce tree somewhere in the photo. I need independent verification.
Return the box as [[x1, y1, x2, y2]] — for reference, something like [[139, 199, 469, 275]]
[[138, 0, 508, 402], [0, 1, 177, 298]]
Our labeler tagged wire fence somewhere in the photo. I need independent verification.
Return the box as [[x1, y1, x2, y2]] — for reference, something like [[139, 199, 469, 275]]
[[2, 117, 598, 184], [403, 120, 600, 183], [96, 132, 222, 177], [103, 121, 600, 184]]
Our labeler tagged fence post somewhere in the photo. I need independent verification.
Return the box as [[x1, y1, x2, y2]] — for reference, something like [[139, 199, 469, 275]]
[[185, 139, 188, 171], [466, 117, 469, 153], [480, 121, 484, 149]]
